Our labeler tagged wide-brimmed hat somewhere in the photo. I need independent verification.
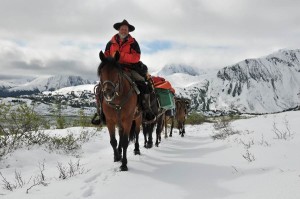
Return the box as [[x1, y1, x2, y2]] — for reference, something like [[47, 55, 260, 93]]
[[113, 19, 135, 32]]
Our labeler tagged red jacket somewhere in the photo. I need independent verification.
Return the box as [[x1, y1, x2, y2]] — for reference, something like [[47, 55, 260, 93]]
[[104, 34, 141, 64]]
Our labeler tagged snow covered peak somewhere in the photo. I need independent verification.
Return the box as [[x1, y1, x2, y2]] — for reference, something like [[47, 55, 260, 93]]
[[180, 48, 300, 114], [11, 75, 92, 92], [266, 49, 300, 66], [0, 80, 16, 89], [157, 64, 200, 76]]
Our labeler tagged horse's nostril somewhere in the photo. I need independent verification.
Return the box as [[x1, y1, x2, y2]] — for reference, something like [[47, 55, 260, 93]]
[[103, 89, 115, 102]]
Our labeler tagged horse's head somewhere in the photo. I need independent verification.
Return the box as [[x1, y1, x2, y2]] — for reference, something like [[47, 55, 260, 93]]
[[175, 97, 190, 121], [98, 51, 122, 102]]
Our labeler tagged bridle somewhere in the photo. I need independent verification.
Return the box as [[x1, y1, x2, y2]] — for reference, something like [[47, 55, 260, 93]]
[[99, 65, 139, 127], [101, 75, 121, 102]]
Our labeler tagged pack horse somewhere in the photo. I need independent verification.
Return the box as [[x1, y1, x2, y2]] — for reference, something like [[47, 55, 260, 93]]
[[175, 97, 191, 137]]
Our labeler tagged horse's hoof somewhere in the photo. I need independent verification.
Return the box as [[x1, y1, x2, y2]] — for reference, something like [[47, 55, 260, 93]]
[[134, 150, 141, 155], [146, 142, 153, 149], [169, 134, 172, 137], [120, 165, 128, 171], [114, 156, 121, 162], [181, 134, 184, 137]]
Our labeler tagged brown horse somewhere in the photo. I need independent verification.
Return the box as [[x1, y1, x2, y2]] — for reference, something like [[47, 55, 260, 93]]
[[174, 97, 191, 137], [97, 51, 142, 171]]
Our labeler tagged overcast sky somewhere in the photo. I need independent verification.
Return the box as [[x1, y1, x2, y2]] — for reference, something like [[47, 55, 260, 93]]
[[1, 0, 300, 80]]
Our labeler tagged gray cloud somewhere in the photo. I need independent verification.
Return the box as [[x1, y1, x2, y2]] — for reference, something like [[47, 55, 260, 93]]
[[1, 0, 300, 80], [4, 58, 98, 80]]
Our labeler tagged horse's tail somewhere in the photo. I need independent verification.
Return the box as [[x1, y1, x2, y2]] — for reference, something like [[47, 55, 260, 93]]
[[129, 121, 136, 142]]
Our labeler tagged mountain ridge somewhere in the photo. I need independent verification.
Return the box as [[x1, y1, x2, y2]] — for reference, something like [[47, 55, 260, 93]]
[[0, 75, 93, 97], [2, 49, 300, 114], [175, 49, 300, 114]]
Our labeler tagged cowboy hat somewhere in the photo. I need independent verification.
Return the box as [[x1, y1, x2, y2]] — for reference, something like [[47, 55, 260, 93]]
[[113, 19, 135, 32]]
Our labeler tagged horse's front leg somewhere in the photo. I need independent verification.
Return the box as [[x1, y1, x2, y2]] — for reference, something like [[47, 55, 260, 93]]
[[147, 126, 153, 148], [143, 124, 153, 148], [134, 129, 141, 155], [163, 119, 168, 139], [169, 116, 174, 137], [107, 123, 121, 162], [143, 127, 148, 148], [155, 128, 161, 147], [119, 132, 129, 171], [179, 126, 184, 137], [178, 122, 183, 136], [155, 116, 163, 147], [182, 121, 185, 137], [117, 135, 122, 158]]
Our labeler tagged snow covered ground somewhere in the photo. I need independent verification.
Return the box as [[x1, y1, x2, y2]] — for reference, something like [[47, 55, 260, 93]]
[[1, 111, 300, 199]]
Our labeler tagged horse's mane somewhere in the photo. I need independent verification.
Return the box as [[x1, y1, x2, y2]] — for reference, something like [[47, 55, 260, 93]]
[[97, 56, 122, 77]]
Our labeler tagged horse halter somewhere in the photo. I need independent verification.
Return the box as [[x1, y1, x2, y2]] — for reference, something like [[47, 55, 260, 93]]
[[101, 78, 121, 102]]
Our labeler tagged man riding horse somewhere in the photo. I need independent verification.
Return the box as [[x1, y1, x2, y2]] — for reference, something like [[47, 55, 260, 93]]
[[92, 19, 156, 125]]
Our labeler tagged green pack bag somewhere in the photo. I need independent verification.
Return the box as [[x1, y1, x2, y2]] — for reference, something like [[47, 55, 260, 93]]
[[155, 88, 175, 110]]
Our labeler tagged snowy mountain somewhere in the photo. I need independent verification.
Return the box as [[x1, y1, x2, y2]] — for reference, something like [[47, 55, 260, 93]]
[[0, 80, 16, 90], [157, 64, 201, 76], [0, 75, 93, 97], [2, 49, 300, 114], [174, 49, 300, 114]]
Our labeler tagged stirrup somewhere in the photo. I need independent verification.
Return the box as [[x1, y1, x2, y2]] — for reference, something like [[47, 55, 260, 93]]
[[91, 113, 101, 125], [143, 113, 156, 124], [148, 115, 156, 123]]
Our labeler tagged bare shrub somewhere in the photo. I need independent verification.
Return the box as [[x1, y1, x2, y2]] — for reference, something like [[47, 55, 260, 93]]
[[258, 134, 270, 147], [0, 172, 16, 191], [26, 175, 48, 194], [212, 117, 241, 140], [213, 119, 229, 130], [0, 170, 32, 191], [0, 159, 88, 193], [239, 139, 254, 149], [212, 126, 241, 140], [57, 159, 87, 180], [272, 117, 293, 140], [242, 149, 256, 162]]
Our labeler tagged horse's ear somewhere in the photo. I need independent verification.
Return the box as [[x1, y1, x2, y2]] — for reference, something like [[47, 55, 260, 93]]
[[114, 51, 120, 62], [99, 51, 106, 61]]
